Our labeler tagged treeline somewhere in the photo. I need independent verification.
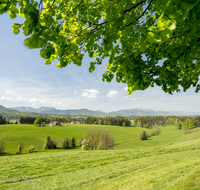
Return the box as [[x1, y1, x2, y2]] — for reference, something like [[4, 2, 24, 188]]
[[47, 117, 85, 123], [134, 116, 174, 128], [134, 116, 200, 129], [85, 116, 131, 126], [19, 117, 46, 124], [175, 117, 200, 130], [18, 117, 85, 124], [0, 115, 6, 124]]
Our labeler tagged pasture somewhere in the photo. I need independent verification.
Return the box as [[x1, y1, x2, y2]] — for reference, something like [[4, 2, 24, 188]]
[[0, 124, 200, 189], [0, 124, 192, 154]]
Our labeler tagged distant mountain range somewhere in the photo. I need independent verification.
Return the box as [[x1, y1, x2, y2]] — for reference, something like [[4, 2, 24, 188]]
[[9, 106, 200, 117]]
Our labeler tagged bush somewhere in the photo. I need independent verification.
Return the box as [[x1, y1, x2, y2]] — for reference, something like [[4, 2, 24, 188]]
[[72, 137, 76, 147], [28, 145, 34, 153], [83, 128, 114, 150], [81, 139, 90, 150], [37, 143, 42, 151], [60, 137, 69, 149], [150, 128, 161, 136], [44, 136, 57, 149], [176, 122, 182, 130], [139, 131, 147, 140], [18, 143, 24, 154], [78, 137, 83, 147], [123, 122, 126, 127], [0, 141, 5, 154]]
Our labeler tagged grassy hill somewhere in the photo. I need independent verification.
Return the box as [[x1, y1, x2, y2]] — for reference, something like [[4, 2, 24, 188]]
[[0, 124, 200, 189], [0, 138, 200, 189], [0, 124, 194, 154]]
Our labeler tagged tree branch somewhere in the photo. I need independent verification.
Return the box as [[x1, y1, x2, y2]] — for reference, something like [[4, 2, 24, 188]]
[[123, 0, 147, 14]]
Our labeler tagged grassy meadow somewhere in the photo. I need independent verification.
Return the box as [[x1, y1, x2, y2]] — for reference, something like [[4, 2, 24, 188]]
[[0, 123, 190, 154], [0, 123, 200, 189]]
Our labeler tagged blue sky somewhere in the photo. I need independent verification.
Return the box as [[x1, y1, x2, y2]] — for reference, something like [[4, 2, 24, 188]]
[[0, 13, 199, 112]]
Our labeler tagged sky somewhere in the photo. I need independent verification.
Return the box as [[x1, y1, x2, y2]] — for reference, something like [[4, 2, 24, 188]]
[[0, 13, 200, 113]]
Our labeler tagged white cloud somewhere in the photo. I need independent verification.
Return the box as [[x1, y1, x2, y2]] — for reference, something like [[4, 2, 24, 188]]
[[81, 89, 100, 98], [132, 98, 139, 100], [107, 91, 118, 98], [124, 87, 128, 91], [5, 90, 13, 94], [0, 97, 14, 101], [16, 97, 26, 101], [53, 102, 62, 106], [74, 90, 77, 93], [28, 98, 38, 103], [39, 100, 45, 103]]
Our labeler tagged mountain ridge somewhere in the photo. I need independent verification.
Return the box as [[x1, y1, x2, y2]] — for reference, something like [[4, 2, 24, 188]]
[[9, 106, 200, 116]]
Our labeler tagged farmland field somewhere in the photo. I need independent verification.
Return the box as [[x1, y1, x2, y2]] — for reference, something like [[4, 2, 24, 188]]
[[0, 124, 200, 189]]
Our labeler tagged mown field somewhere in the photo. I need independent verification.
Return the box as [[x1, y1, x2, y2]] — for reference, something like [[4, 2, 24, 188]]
[[0, 124, 200, 189]]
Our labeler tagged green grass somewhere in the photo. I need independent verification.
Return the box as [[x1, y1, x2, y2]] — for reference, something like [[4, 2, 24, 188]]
[[1, 124, 200, 189], [0, 124, 189, 154], [0, 138, 200, 189]]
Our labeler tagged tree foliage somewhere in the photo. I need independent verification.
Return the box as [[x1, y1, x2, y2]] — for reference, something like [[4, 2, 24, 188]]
[[85, 116, 131, 126], [0, 115, 6, 124], [44, 136, 57, 149], [0, 141, 5, 154], [83, 127, 114, 150], [1, 0, 200, 94], [34, 118, 42, 126], [17, 143, 24, 154], [139, 131, 147, 140]]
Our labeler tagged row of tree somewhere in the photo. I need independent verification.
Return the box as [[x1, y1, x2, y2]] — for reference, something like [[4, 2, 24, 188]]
[[133, 116, 177, 128], [175, 118, 200, 130], [19, 117, 46, 124], [0, 116, 6, 124], [19, 116, 84, 124], [134, 116, 200, 130], [85, 116, 131, 126]]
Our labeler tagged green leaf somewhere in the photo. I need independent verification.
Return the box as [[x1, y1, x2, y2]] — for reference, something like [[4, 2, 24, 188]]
[[12, 28, 20, 34]]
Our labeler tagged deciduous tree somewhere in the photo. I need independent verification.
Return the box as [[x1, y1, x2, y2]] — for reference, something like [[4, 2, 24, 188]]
[[1, 0, 200, 94]]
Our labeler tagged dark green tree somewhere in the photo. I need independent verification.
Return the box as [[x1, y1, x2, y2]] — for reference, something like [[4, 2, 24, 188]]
[[71, 137, 76, 148], [139, 131, 148, 140]]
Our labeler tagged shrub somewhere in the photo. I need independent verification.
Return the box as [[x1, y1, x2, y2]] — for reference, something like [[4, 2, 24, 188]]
[[0, 141, 5, 154], [81, 139, 90, 150], [44, 136, 57, 149], [18, 143, 24, 154], [15, 121, 18, 124], [37, 143, 42, 151], [78, 137, 83, 147], [139, 131, 147, 140], [176, 122, 182, 130], [83, 128, 114, 150], [60, 137, 69, 149], [123, 122, 126, 127], [28, 145, 34, 153], [72, 137, 76, 147]]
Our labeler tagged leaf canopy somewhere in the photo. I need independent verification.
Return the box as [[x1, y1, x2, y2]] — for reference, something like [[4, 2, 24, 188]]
[[1, 0, 200, 94]]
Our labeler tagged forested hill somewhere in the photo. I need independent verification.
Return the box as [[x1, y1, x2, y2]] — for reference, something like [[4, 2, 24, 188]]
[[7, 106, 200, 118], [0, 105, 59, 120]]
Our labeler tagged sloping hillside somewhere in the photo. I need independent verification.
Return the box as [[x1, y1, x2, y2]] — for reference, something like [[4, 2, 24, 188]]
[[0, 138, 200, 189]]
